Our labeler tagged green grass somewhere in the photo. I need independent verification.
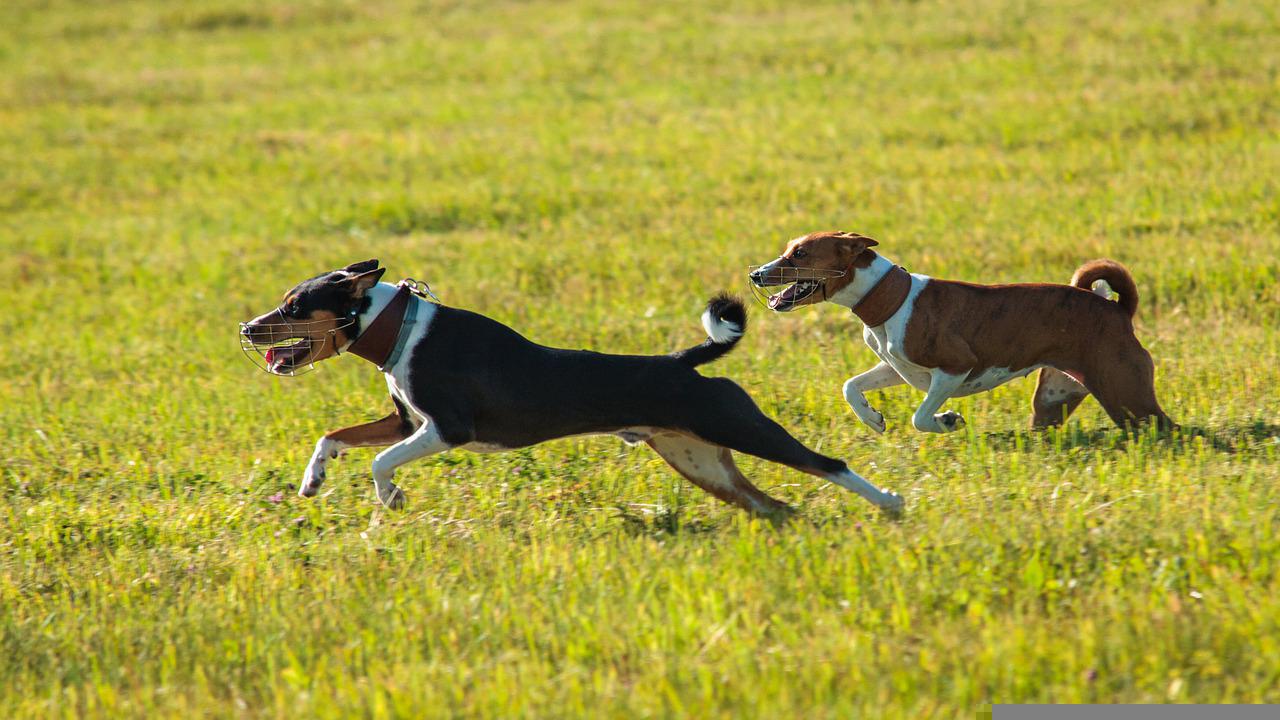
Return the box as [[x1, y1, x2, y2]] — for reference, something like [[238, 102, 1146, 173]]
[[2, 0, 1279, 715]]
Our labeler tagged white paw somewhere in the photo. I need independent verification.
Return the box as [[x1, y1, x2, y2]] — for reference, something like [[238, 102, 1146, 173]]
[[935, 411, 965, 433], [378, 484, 407, 510], [878, 491, 905, 516], [845, 386, 887, 434], [861, 408, 887, 434], [300, 460, 326, 497]]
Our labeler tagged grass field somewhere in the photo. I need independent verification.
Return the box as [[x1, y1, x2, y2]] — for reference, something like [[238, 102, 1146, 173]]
[[2, 0, 1279, 716]]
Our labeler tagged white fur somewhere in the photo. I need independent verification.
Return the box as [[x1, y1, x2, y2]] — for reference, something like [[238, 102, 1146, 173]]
[[912, 370, 969, 433], [370, 422, 450, 508], [842, 361, 905, 433], [833, 259, 1050, 432], [827, 253, 900, 310], [300, 436, 346, 497], [826, 468, 903, 512], [953, 365, 1039, 397], [301, 283, 440, 503], [345, 282, 439, 367], [701, 308, 743, 344]]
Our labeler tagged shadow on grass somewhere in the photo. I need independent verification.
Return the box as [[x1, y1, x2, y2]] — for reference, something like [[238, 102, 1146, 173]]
[[612, 504, 726, 537], [979, 420, 1280, 455]]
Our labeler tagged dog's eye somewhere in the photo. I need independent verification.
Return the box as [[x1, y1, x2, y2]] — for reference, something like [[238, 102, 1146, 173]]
[[793, 249, 807, 259]]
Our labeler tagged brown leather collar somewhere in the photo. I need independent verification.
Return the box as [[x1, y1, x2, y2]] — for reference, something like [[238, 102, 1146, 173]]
[[851, 265, 912, 327], [347, 285, 414, 369]]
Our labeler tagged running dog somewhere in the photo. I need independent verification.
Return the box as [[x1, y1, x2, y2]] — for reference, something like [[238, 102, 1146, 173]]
[[749, 232, 1174, 433], [240, 260, 903, 517]]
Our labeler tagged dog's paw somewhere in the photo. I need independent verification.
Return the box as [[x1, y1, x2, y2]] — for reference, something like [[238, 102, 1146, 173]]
[[378, 484, 407, 510], [861, 408, 887, 434], [844, 387, 888, 433], [878, 491, 905, 518], [935, 411, 965, 433], [299, 461, 326, 497]]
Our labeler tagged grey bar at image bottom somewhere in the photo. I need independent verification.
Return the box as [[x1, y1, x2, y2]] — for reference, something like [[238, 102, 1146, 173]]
[[991, 706, 1278, 720]]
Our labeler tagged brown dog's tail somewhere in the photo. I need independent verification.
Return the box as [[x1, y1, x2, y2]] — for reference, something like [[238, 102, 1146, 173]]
[[1071, 259, 1139, 318]]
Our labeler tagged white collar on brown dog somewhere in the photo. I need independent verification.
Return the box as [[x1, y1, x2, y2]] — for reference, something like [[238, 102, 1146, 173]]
[[828, 253, 900, 310]]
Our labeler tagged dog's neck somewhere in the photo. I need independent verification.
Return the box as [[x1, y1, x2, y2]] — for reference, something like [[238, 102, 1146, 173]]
[[827, 252, 896, 309], [341, 282, 400, 351]]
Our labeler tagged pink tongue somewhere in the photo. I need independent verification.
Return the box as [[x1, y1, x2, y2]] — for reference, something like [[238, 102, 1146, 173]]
[[264, 347, 276, 366]]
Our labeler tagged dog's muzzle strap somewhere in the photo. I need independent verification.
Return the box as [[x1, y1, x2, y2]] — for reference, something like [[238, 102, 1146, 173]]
[[347, 285, 415, 370], [851, 266, 913, 327]]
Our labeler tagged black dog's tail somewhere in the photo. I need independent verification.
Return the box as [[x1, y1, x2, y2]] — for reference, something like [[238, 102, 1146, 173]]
[[672, 294, 747, 368]]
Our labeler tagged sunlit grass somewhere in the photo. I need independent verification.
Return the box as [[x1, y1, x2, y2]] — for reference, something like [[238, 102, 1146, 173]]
[[2, 0, 1278, 716]]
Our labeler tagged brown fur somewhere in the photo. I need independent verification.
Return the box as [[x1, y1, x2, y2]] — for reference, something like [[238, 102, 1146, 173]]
[[1071, 259, 1139, 318], [646, 432, 794, 519], [763, 232, 1173, 431], [763, 231, 877, 307], [324, 412, 412, 449], [903, 277, 1171, 427]]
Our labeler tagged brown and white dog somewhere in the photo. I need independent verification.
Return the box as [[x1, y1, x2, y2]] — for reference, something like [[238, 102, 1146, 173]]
[[749, 232, 1174, 433], [240, 260, 904, 518]]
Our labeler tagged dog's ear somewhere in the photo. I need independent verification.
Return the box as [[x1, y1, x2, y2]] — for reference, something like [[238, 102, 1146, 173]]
[[342, 267, 386, 296], [834, 232, 878, 256], [343, 259, 380, 274]]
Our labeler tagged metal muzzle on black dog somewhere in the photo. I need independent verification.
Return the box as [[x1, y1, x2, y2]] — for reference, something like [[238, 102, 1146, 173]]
[[238, 312, 354, 377]]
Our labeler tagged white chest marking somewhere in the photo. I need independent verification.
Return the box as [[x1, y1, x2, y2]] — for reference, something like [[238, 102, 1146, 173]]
[[861, 276, 932, 391], [370, 287, 436, 424]]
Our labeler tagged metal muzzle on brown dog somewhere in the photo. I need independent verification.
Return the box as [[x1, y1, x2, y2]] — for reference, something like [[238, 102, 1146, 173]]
[[747, 262, 847, 311]]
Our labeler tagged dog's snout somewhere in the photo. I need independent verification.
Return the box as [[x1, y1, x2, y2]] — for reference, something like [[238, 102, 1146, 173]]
[[240, 314, 283, 343], [750, 262, 781, 286]]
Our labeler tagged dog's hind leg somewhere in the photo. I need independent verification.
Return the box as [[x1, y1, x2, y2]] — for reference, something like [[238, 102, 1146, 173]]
[[1081, 343, 1175, 431], [646, 433, 793, 520], [842, 361, 905, 433], [911, 370, 969, 432], [1030, 368, 1090, 429], [369, 423, 453, 509], [302, 410, 415, 497], [684, 379, 903, 512]]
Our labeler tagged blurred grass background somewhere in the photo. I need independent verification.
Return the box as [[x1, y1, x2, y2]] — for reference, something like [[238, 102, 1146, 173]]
[[1, 0, 1278, 716]]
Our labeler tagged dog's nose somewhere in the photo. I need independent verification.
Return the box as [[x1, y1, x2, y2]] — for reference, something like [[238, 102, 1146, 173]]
[[749, 268, 764, 283]]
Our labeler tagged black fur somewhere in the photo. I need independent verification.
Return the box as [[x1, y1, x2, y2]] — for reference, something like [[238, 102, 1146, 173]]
[[672, 293, 747, 368]]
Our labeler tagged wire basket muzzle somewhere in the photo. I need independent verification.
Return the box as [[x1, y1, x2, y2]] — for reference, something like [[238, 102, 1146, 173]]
[[746, 265, 847, 309]]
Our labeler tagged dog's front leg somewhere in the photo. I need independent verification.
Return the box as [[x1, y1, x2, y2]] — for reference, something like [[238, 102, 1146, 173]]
[[369, 423, 452, 509], [842, 362, 905, 433], [911, 370, 970, 433], [302, 412, 412, 497]]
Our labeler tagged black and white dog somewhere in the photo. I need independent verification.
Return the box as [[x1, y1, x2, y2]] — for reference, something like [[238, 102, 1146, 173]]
[[240, 260, 903, 518]]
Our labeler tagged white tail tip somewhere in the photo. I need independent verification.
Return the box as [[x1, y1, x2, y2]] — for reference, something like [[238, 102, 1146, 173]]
[[701, 308, 743, 344]]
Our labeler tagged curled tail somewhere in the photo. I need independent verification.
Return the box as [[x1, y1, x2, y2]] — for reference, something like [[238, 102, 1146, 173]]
[[1072, 259, 1139, 318], [672, 294, 747, 367]]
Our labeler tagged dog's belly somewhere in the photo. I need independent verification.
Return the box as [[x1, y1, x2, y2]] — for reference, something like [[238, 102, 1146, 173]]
[[865, 324, 1040, 396], [952, 365, 1042, 397], [461, 427, 659, 454]]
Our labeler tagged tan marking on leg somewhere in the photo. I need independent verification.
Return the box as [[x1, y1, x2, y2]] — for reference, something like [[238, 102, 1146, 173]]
[[325, 412, 411, 447], [1031, 368, 1090, 428], [301, 412, 412, 497], [646, 433, 793, 520]]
